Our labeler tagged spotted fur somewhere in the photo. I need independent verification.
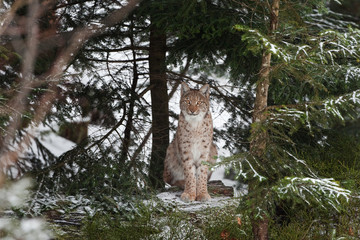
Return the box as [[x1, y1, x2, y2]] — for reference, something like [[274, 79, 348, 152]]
[[163, 82, 217, 202]]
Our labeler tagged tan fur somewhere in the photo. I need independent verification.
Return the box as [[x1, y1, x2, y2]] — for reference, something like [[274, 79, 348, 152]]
[[163, 82, 217, 202]]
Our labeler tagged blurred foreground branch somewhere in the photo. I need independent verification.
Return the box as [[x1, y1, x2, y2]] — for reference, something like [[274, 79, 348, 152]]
[[0, 0, 142, 177]]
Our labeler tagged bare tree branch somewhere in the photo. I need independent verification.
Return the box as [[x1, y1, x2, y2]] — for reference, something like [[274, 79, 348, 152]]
[[5, 0, 40, 146], [0, 0, 142, 173]]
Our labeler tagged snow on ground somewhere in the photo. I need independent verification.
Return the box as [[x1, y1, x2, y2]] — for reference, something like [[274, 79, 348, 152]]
[[210, 166, 235, 187], [156, 191, 236, 212], [156, 165, 245, 213]]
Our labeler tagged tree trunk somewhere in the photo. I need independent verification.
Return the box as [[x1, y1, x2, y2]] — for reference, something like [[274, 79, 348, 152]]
[[119, 69, 137, 163], [249, 0, 280, 239], [120, 19, 138, 164], [148, 24, 169, 189], [250, 49, 272, 240]]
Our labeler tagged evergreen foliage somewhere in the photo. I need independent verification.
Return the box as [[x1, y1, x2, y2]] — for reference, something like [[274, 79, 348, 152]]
[[0, 178, 52, 239], [212, 1, 360, 234], [1, 0, 360, 238]]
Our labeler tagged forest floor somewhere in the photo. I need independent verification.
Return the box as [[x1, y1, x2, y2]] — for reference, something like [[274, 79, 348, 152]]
[[4, 176, 359, 239], [46, 180, 244, 239], [157, 180, 236, 212]]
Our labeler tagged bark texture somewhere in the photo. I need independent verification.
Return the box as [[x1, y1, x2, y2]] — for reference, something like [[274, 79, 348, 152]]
[[249, 0, 280, 239], [148, 25, 169, 189]]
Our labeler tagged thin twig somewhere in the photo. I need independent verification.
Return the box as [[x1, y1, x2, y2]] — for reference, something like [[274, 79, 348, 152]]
[[0, 0, 142, 171]]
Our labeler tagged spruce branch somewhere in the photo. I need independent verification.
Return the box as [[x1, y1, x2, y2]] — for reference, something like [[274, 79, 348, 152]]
[[0, 0, 142, 172]]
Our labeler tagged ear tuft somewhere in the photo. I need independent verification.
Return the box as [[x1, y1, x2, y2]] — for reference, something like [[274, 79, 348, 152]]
[[181, 82, 191, 96], [199, 84, 210, 98]]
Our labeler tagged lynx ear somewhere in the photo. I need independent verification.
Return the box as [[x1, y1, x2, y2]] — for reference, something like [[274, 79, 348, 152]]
[[199, 84, 210, 98], [181, 82, 191, 96]]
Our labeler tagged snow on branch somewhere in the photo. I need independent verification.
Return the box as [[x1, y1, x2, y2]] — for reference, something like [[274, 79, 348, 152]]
[[273, 176, 351, 212], [214, 89, 360, 202], [315, 28, 360, 65], [278, 89, 360, 124], [0, 0, 142, 175], [233, 24, 291, 62], [234, 22, 360, 67]]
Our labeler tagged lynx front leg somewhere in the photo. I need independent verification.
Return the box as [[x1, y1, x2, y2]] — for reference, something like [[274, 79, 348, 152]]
[[196, 164, 211, 201], [181, 160, 197, 202]]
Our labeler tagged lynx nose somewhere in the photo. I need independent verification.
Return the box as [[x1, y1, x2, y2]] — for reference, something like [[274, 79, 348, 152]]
[[189, 105, 197, 114]]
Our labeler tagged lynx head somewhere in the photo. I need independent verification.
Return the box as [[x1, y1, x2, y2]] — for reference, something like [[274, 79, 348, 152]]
[[180, 82, 210, 119]]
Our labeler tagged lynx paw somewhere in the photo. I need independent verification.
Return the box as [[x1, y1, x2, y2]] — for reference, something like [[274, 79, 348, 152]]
[[180, 192, 196, 202], [196, 193, 211, 202]]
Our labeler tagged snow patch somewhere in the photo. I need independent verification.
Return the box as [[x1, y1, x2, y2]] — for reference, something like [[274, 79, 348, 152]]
[[156, 191, 236, 212], [37, 131, 76, 157]]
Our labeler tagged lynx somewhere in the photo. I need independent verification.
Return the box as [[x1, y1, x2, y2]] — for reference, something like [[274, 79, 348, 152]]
[[163, 82, 217, 202]]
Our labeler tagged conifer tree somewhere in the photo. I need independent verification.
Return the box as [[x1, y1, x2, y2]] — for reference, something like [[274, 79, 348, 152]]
[[0, 0, 144, 193], [148, 23, 169, 189], [221, 1, 359, 239], [150, 0, 360, 238], [1, 2, 360, 239]]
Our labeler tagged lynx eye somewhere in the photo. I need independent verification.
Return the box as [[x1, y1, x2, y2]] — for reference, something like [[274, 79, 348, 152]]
[[197, 101, 204, 105], [183, 98, 191, 105]]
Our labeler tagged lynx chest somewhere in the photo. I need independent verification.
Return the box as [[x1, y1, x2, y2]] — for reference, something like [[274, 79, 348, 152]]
[[178, 114, 212, 166]]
